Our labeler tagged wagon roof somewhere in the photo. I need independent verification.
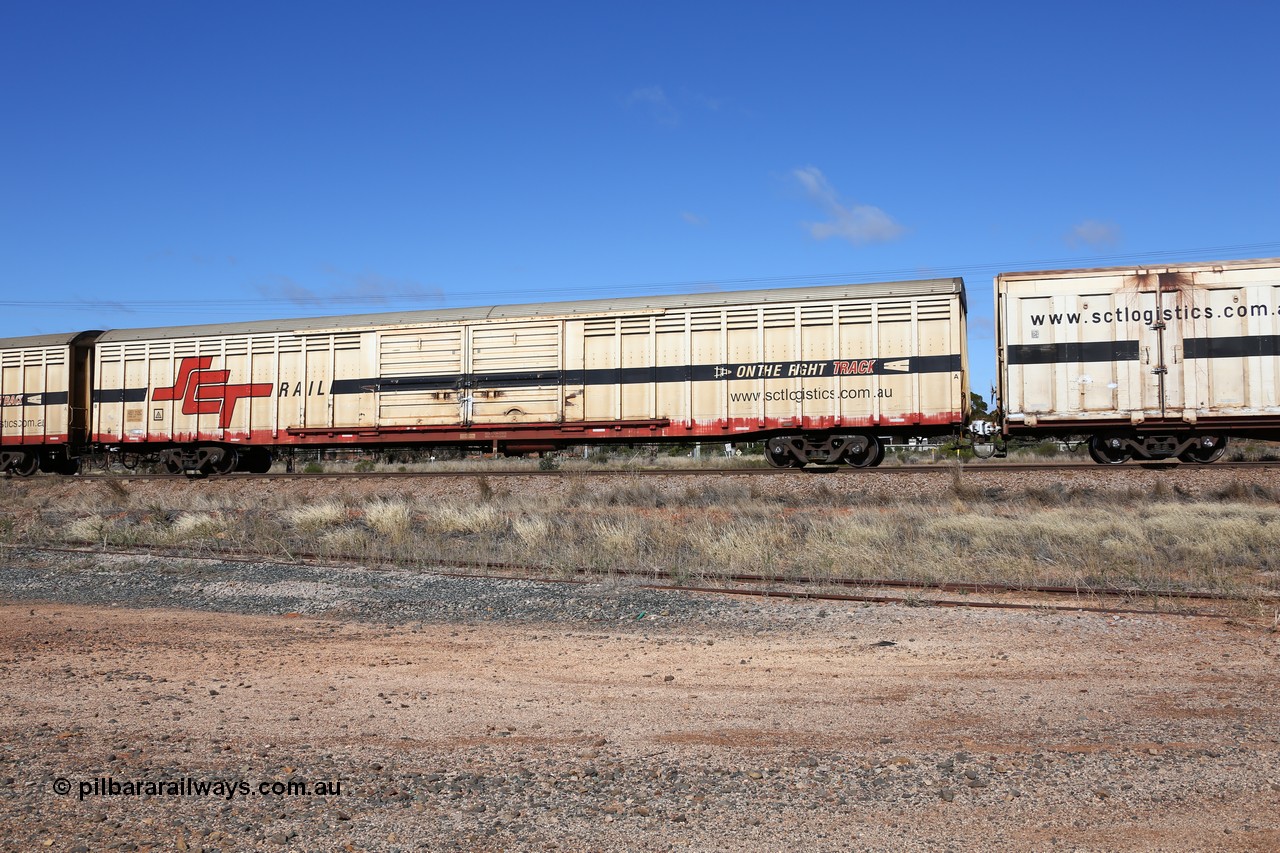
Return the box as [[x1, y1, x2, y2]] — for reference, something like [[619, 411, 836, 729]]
[[996, 256, 1280, 280], [93, 278, 965, 342], [0, 330, 102, 350]]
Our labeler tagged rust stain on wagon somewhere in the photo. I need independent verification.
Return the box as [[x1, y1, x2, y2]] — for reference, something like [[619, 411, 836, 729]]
[[1121, 270, 1198, 297]]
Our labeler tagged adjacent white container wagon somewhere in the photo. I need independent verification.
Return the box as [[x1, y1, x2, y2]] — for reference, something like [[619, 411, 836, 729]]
[[996, 257, 1280, 463]]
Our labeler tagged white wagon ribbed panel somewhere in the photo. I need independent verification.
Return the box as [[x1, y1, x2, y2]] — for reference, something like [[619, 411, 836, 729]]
[[997, 257, 1280, 433]]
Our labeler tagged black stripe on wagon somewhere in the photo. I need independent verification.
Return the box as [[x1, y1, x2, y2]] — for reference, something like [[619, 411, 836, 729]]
[[92, 388, 149, 403], [1006, 341, 1140, 365], [1183, 335, 1280, 359], [331, 376, 455, 394], [0, 391, 69, 406], [911, 354, 964, 374], [331, 355, 963, 395]]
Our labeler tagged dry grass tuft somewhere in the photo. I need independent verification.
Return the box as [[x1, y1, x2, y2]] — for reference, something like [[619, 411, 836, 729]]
[[288, 501, 347, 534], [364, 499, 413, 543], [158, 512, 229, 545], [512, 516, 553, 548], [424, 504, 503, 535], [317, 526, 370, 558], [65, 515, 110, 544], [591, 518, 642, 553], [1214, 479, 1279, 502]]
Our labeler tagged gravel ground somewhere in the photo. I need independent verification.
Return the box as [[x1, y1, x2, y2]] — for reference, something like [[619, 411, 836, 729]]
[[2, 549, 1279, 852]]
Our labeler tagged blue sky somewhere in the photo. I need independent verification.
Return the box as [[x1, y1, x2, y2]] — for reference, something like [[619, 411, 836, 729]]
[[4, 1, 1279, 399]]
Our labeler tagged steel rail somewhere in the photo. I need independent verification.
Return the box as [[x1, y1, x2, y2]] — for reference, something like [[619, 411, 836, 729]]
[[640, 582, 1207, 617], [585, 565, 1280, 604]]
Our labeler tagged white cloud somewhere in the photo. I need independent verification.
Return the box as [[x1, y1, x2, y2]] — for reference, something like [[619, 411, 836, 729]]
[[1066, 219, 1122, 248], [627, 86, 728, 125], [793, 166, 905, 246], [257, 275, 323, 306], [255, 271, 442, 307], [628, 85, 679, 125], [690, 92, 724, 112], [348, 272, 442, 304], [681, 211, 707, 227]]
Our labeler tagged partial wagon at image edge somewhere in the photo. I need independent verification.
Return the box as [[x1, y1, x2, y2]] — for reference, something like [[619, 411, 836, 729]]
[[995, 256, 1280, 464]]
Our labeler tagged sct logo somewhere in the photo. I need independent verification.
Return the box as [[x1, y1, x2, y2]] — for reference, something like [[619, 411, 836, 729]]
[[153, 357, 272, 429]]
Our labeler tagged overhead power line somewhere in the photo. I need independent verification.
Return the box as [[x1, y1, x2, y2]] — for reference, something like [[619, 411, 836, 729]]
[[3, 241, 1279, 312]]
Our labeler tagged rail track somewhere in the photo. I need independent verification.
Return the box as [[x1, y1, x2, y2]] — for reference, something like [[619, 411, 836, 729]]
[[7, 543, 1275, 620]]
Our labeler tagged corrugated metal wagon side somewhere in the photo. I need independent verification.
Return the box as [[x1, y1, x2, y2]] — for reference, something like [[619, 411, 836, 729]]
[[0, 331, 99, 475], [996, 257, 1280, 463], [552, 279, 969, 467], [87, 278, 969, 474], [92, 322, 376, 474]]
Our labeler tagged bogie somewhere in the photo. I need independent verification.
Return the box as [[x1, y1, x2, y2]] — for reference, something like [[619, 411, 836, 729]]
[[159, 445, 246, 476], [765, 433, 886, 469], [1085, 433, 1231, 465]]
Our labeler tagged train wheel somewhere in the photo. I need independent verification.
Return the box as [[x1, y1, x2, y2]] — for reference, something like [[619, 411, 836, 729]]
[[1178, 436, 1227, 464], [1087, 435, 1130, 465], [209, 448, 239, 476], [869, 438, 886, 467], [56, 457, 81, 476], [162, 451, 184, 475], [240, 447, 273, 474], [764, 438, 803, 468], [845, 435, 884, 468], [11, 453, 39, 477]]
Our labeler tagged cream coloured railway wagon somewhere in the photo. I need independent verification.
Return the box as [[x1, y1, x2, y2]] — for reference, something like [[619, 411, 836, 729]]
[[0, 331, 98, 475], [996, 257, 1280, 463], [90, 278, 969, 473]]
